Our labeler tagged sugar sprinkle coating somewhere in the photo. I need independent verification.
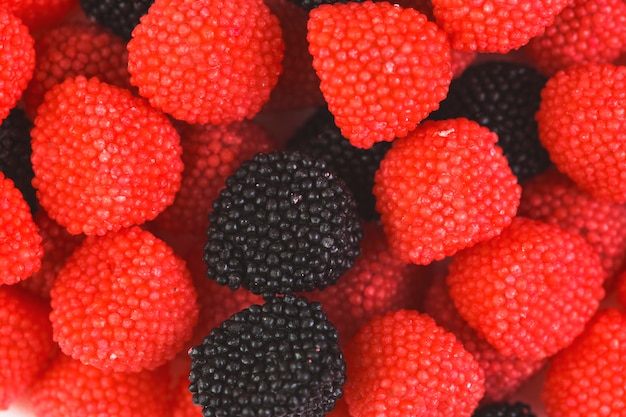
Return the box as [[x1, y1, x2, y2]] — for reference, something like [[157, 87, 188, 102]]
[[307, 1, 452, 149], [471, 401, 537, 417], [204, 150, 362, 295], [447, 217, 606, 361], [31, 75, 183, 236], [536, 63, 626, 203], [373, 118, 521, 265], [50, 226, 198, 372], [189, 294, 345, 417], [80, 0, 154, 41], [127, 0, 284, 125], [344, 309, 485, 417]]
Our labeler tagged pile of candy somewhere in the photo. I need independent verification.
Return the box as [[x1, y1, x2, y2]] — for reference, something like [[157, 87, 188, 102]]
[[0, 0, 625, 416]]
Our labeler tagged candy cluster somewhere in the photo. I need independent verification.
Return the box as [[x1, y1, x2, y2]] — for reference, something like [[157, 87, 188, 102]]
[[0, 1, 625, 417]]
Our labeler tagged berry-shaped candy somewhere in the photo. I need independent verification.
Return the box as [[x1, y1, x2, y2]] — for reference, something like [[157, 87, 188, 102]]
[[189, 295, 345, 417], [373, 118, 521, 265], [0, 173, 43, 285], [430, 61, 551, 183], [155, 121, 276, 236], [524, 0, 626, 75], [447, 217, 606, 361], [50, 226, 198, 372], [431, 0, 570, 53], [307, 1, 452, 149], [31, 76, 183, 236], [0, 108, 37, 212], [23, 21, 132, 119], [30, 353, 171, 417], [127, 0, 284, 125], [542, 309, 626, 416], [288, 107, 391, 220], [0, 7, 34, 123], [423, 276, 545, 402], [519, 168, 626, 281], [0, 0, 78, 31], [0, 286, 54, 410], [204, 151, 362, 295], [344, 309, 485, 417], [536, 63, 626, 203], [472, 401, 537, 417], [80, 0, 154, 41]]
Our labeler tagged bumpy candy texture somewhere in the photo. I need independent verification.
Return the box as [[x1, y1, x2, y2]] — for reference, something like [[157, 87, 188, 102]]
[[0, 173, 43, 285], [0, 0, 78, 31], [188, 295, 345, 417], [0, 286, 54, 410], [31, 76, 183, 236], [471, 401, 537, 417], [127, 0, 284, 125], [49, 226, 198, 372], [307, 1, 452, 149], [536, 63, 626, 203], [447, 217, 606, 361], [524, 0, 626, 75], [430, 61, 551, 183], [30, 353, 171, 417], [23, 21, 132, 119], [519, 168, 626, 280], [542, 309, 626, 416], [373, 118, 521, 265], [344, 309, 485, 417], [288, 107, 392, 220], [431, 0, 570, 53], [0, 7, 35, 123], [80, 0, 154, 41], [204, 151, 362, 295]]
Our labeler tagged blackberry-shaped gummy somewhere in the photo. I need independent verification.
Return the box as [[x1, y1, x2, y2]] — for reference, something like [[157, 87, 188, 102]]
[[80, 0, 154, 41], [288, 107, 391, 220], [431, 61, 551, 183], [188, 294, 345, 417], [472, 402, 537, 417], [0, 108, 37, 212], [204, 151, 362, 295]]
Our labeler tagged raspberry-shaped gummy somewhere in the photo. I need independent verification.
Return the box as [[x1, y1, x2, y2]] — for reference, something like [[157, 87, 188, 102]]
[[472, 401, 537, 417], [0, 0, 78, 31], [204, 151, 362, 295], [524, 0, 626, 75], [542, 309, 626, 416], [344, 309, 485, 417], [373, 118, 521, 265], [430, 61, 551, 183], [307, 1, 452, 149], [31, 76, 183, 236], [0, 173, 43, 285], [0, 7, 34, 122], [23, 21, 132, 119], [80, 0, 154, 41], [127, 0, 284, 125], [431, 0, 570, 53], [447, 217, 606, 360], [0, 286, 54, 410], [50, 226, 198, 372], [288, 107, 392, 220], [536, 63, 626, 203], [31, 353, 171, 417], [189, 294, 345, 417]]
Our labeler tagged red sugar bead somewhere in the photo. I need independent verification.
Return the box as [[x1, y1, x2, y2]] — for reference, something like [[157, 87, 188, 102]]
[[31, 75, 183, 236], [49, 226, 198, 372], [542, 308, 626, 416], [447, 217, 606, 361], [0, 286, 54, 410], [373, 118, 521, 265], [127, 0, 284, 125], [344, 309, 485, 417], [307, 0, 452, 149], [0, 173, 43, 285], [536, 63, 626, 203]]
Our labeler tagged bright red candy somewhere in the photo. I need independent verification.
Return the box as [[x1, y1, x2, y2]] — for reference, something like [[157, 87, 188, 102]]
[[307, 1, 452, 149]]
